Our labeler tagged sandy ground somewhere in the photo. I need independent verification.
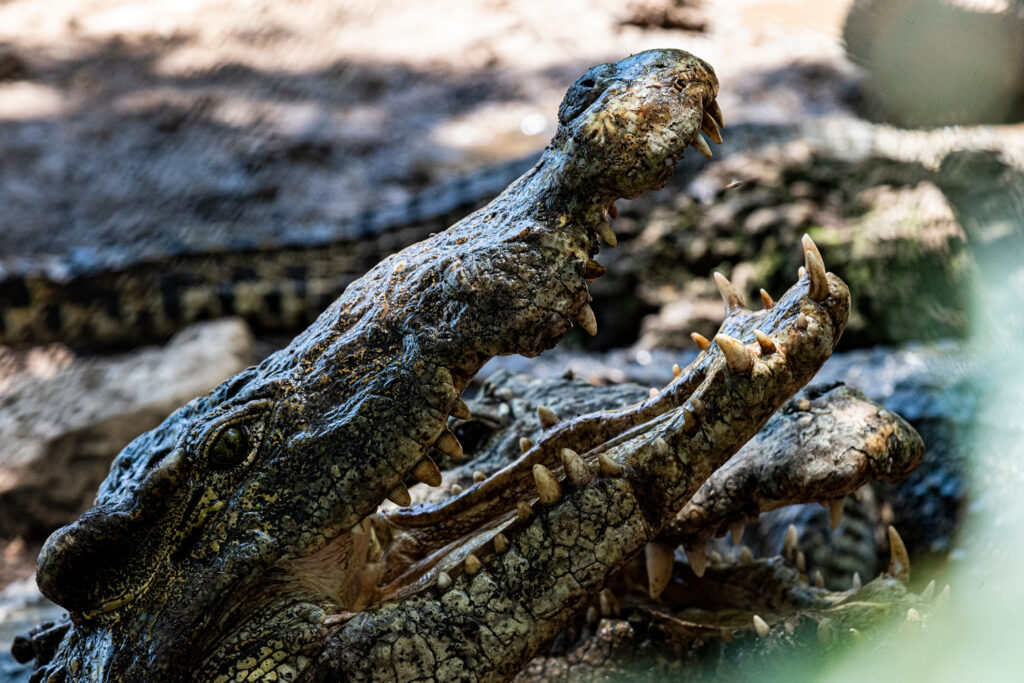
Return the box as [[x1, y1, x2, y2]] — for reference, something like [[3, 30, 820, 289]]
[[0, 0, 856, 270]]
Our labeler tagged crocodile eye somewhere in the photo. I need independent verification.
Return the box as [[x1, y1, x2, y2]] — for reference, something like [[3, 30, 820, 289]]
[[207, 425, 249, 469], [579, 78, 595, 88], [673, 78, 687, 92]]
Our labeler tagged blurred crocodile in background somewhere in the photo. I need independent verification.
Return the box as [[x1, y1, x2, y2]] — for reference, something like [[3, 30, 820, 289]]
[[8, 48, 937, 681]]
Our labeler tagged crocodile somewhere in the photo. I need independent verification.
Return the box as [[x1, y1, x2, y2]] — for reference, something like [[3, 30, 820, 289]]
[[14, 48, 867, 681]]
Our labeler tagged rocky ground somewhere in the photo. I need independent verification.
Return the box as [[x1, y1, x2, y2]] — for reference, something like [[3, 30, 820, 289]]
[[1, 0, 1023, 680]]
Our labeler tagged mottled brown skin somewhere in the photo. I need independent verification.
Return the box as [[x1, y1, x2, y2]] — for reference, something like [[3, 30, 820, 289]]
[[21, 49, 852, 682]]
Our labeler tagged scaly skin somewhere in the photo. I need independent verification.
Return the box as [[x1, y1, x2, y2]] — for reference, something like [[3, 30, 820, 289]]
[[21, 50, 853, 682]]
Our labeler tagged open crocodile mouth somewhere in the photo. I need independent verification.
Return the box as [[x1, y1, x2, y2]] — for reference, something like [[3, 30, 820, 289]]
[[282, 221, 851, 629]]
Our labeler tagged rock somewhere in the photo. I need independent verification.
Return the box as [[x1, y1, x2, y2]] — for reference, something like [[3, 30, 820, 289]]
[[0, 318, 257, 539]]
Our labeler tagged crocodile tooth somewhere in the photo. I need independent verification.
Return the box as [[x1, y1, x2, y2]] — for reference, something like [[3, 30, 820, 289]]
[[411, 458, 442, 487], [681, 407, 699, 435], [753, 329, 776, 355], [350, 519, 366, 535], [714, 272, 746, 311], [649, 387, 659, 398], [576, 304, 598, 336], [921, 579, 936, 602], [739, 546, 753, 564], [387, 483, 412, 507], [596, 220, 618, 247], [799, 265, 806, 279], [672, 363, 681, 379], [817, 620, 834, 647], [537, 405, 560, 430], [451, 399, 472, 420], [493, 533, 510, 554], [934, 584, 950, 611], [472, 470, 486, 483], [760, 288, 775, 309], [690, 132, 713, 158], [598, 451, 624, 477], [586, 606, 599, 624], [607, 201, 618, 218], [729, 520, 745, 545], [645, 542, 675, 599], [828, 498, 844, 530], [583, 258, 606, 280], [599, 588, 619, 617], [516, 501, 533, 520], [796, 550, 806, 572], [851, 572, 862, 590], [802, 234, 829, 300], [560, 448, 593, 487], [709, 550, 723, 564], [813, 569, 825, 588], [715, 334, 754, 374], [701, 111, 723, 144], [753, 615, 770, 638], [654, 437, 669, 456], [437, 571, 452, 589], [710, 100, 724, 127], [519, 437, 533, 454], [782, 524, 799, 560], [451, 484, 463, 495], [684, 542, 707, 578], [435, 429, 464, 460], [848, 627, 864, 643], [887, 525, 910, 582], [465, 554, 482, 575], [796, 312, 808, 330], [690, 331, 711, 351], [533, 464, 562, 504]]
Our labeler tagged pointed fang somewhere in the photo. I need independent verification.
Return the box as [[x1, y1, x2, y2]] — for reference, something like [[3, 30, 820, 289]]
[[682, 407, 699, 435], [584, 258, 606, 280], [753, 329, 776, 355], [645, 543, 675, 599], [715, 334, 754, 374], [437, 571, 452, 589], [452, 399, 472, 420], [690, 132, 713, 158], [828, 498, 845, 530], [436, 430, 464, 460], [802, 234, 829, 300], [596, 220, 618, 247], [887, 525, 910, 582], [753, 615, 771, 638], [560, 448, 593, 487], [685, 542, 707, 578], [411, 458, 443, 487], [519, 437, 533, 454], [691, 332, 711, 351], [701, 112, 723, 144], [730, 520, 745, 545], [760, 288, 775, 309], [576, 304, 598, 336], [783, 524, 799, 560], [921, 579, 936, 602], [714, 271, 746, 311], [465, 554, 482, 575], [672, 363, 682, 379], [516, 501, 533, 520], [709, 100, 724, 128], [533, 464, 562, 504], [537, 405, 560, 430], [598, 451, 624, 477], [387, 483, 412, 507], [494, 533, 510, 554]]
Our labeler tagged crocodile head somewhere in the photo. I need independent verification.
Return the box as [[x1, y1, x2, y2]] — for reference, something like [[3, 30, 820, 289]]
[[30, 49, 848, 681]]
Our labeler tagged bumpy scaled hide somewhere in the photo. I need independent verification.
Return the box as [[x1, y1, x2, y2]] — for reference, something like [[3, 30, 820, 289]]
[[18, 49, 870, 682]]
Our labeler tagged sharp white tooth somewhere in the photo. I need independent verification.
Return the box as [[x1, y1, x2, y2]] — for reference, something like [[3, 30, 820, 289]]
[[645, 543, 675, 599], [684, 542, 707, 578], [921, 579, 936, 602], [802, 234, 829, 300], [729, 520, 745, 545], [411, 458, 443, 487], [782, 524, 799, 560], [760, 288, 774, 309], [452, 399, 472, 420], [713, 271, 746, 311], [851, 572, 862, 591], [472, 470, 486, 483], [753, 615, 770, 638], [576, 304, 598, 336], [435, 430, 464, 460], [710, 100, 724, 128], [596, 220, 618, 247], [533, 464, 562, 504], [828, 498, 845, 530], [690, 132, 713, 158], [649, 387, 659, 398], [672, 363, 682, 379], [701, 111, 723, 144], [537, 405, 560, 430], [519, 437, 533, 454], [598, 451, 624, 477], [691, 331, 711, 351], [887, 525, 910, 582], [753, 329, 776, 355], [437, 571, 452, 589], [465, 554, 482, 575], [560, 448, 593, 487], [493, 533, 510, 554], [715, 334, 754, 374], [387, 483, 412, 507]]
